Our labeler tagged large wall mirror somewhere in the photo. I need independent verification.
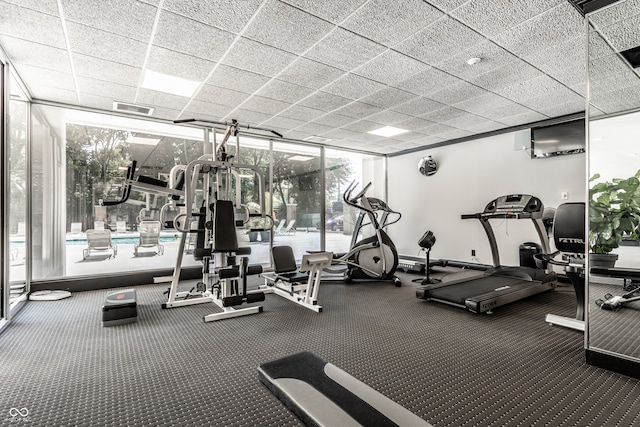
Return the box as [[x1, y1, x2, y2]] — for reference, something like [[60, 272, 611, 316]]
[[587, 0, 640, 370]]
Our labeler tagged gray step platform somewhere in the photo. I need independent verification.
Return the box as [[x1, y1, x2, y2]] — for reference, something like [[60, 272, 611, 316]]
[[258, 352, 432, 427]]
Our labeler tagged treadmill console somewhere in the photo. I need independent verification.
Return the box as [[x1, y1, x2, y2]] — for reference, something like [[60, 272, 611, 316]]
[[482, 194, 543, 219]]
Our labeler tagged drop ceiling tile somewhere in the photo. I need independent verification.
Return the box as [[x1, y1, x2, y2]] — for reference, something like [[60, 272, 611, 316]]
[[435, 40, 519, 81], [408, 134, 446, 146], [492, 3, 584, 57], [346, 132, 387, 144], [162, 0, 264, 33], [196, 85, 252, 108], [354, 49, 428, 85], [230, 108, 274, 125], [426, 0, 468, 13], [146, 46, 216, 81], [153, 11, 236, 61], [421, 106, 468, 123], [365, 110, 414, 125], [77, 76, 136, 100], [589, 54, 631, 82], [394, 116, 438, 132], [66, 22, 148, 67], [341, 120, 382, 133], [182, 100, 234, 120], [2, 0, 59, 14], [62, 0, 157, 42], [312, 113, 356, 128], [279, 0, 368, 24], [396, 67, 462, 96], [278, 57, 345, 90], [453, 92, 514, 116], [261, 115, 307, 131], [391, 97, 445, 116], [590, 0, 640, 29], [0, 37, 71, 72], [323, 128, 362, 140], [396, 16, 484, 64], [82, 93, 124, 111], [498, 111, 547, 126], [341, 0, 442, 46], [534, 99, 585, 117], [496, 75, 570, 102], [13, 64, 75, 91], [0, 2, 66, 48], [243, 1, 334, 54], [240, 95, 291, 115], [569, 82, 587, 98], [323, 74, 386, 100], [469, 60, 544, 92], [464, 121, 506, 134], [223, 37, 297, 77], [136, 88, 190, 110], [334, 101, 385, 119], [419, 122, 458, 136], [28, 84, 78, 103], [298, 91, 352, 111], [428, 81, 488, 104], [451, 0, 564, 37], [295, 122, 335, 135], [279, 105, 327, 122], [283, 130, 314, 141], [481, 102, 537, 121], [520, 87, 584, 112], [596, 13, 640, 53], [588, 31, 615, 62], [256, 80, 316, 104], [360, 87, 418, 109], [436, 128, 473, 140], [209, 65, 271, 93], [305, 27, 386, 71], [441, 112, 491, 130], [524, 36, 586, 87], [73, 54, 142, 86]]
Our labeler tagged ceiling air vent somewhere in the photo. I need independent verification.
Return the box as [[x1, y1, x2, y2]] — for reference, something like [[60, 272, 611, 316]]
[[303, 135, 332, 143], [112, 101, 154, 116]]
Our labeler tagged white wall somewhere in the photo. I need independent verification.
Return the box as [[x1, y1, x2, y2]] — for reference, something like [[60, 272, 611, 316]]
[[387, 130, 586, 266]]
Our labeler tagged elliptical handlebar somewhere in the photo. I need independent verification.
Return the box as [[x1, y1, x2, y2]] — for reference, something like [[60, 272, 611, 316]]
[[343, 181, 374, 213]]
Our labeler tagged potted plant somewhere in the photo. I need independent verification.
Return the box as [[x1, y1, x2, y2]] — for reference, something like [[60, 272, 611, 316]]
[[589, 171, 640, 267]]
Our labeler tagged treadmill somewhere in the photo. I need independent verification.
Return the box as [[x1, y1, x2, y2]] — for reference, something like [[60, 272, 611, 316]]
[[416, 194, 557, 313]]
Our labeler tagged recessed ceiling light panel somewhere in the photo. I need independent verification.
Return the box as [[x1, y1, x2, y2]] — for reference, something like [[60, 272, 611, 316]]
[[368, 126, 409, 137], [141, 70, 200, 97]]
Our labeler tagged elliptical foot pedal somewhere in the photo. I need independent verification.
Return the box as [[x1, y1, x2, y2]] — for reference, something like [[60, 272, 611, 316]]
[[102, 289, 137, 327], [258, 351, 432, 426]]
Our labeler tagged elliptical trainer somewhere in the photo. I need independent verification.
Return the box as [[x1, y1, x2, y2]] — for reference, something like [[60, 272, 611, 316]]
[[333, 181, 402, 286]]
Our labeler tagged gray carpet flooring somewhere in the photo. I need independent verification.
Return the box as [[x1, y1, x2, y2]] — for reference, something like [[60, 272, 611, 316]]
[[1, 274, 640, 426]]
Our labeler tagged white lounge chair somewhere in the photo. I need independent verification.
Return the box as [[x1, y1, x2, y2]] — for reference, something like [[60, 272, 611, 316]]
[[94, 220, 105, 230], [70, 222, 83, 234], [83, 229, 117, 260], [278, 219, 296, 236], [116, 221, 127, 233], [134, 220, 164, 256]]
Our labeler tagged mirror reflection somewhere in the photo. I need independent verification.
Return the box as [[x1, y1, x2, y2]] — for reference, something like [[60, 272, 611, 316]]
[[588, 0, 640, 360]]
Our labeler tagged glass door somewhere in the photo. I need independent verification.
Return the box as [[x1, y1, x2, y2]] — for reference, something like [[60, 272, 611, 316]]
[[1, 58, 6, 325]]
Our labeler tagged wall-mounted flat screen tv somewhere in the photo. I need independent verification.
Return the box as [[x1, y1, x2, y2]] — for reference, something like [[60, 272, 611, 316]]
[[531, 118, 585, 159]]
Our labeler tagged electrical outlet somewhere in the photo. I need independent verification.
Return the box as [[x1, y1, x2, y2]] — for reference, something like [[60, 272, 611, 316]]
[[471, 249, 476, 256], [561, 191, 568, 200]]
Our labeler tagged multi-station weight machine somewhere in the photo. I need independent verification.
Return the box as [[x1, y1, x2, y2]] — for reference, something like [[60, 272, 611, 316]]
[[103, 119, 281, 321]]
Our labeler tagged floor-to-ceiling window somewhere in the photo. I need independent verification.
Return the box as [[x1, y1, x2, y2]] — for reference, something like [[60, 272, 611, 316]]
[[324, 149, 387, 254]]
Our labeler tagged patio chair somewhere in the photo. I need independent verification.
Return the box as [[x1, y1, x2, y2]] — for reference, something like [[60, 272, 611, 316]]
[[70, 222, 83, 234], [273, 219, 285, 235], [83, 229, 117, 260], [134, 220, 164, 256], [94, 220, 105, 230], [278, 219, 296, 236], [116, 221, 127, 233]]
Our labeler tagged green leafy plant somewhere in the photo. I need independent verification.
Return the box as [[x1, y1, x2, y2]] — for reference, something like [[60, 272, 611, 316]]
[[589, 171, 640, 254]]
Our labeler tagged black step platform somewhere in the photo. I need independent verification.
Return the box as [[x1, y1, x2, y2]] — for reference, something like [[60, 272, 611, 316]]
[[102, 289, 137, 326], [258, 351, 432, 427]]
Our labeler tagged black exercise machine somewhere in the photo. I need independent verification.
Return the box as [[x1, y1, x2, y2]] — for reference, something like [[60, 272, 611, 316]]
[[416, 194, 557, 313], [259, 352, 432, 427], [592, 269, 640, 311], [534, 203, 586, 331]]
